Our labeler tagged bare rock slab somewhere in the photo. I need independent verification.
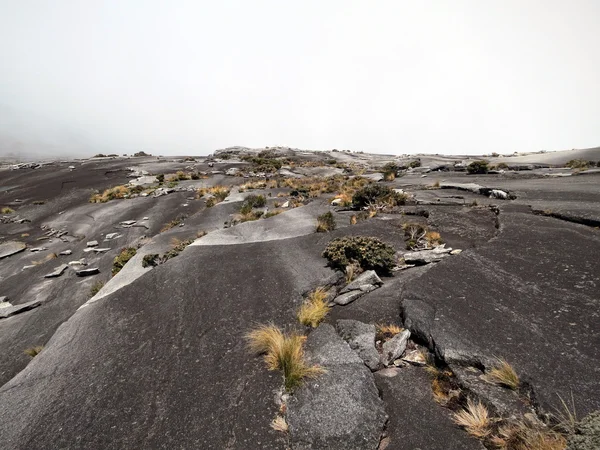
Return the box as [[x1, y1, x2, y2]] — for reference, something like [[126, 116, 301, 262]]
[[0, 241, 26, 259], [381, 329, 411, 366], [336, 319, 380, 370], [340, 270, 382, 294], [374, 366, 485, 450], [287, 324, 387, 450], [44, 264, 69, 278], [0, 300, 42, 319]]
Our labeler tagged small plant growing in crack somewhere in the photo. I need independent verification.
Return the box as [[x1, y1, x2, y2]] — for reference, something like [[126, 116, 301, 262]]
[[484, 357, 520, 390], [452, 398, 492, 439], [297, 288, 330, 328], [270, 415, 289, 433], [245, 323, 325, 391], [24, 346, 44, 357]]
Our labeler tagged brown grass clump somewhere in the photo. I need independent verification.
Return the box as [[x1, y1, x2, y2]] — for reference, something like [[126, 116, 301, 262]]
[[246, 324, 324, 390], [452, 398, 492, 439], [24, 346, 44, 357], [1, 207, 15, 214], [297, 288, 330, 328], [425, 231, 443, 247], [197, 185, 230, 206], [490, 422, 567, 450], [484, 358, 520, 390], [376, 324, 403, 341], [271, 415, 289, 433], [89, 185, 131, 203], [350, 215, 358, 225], [33, 252, 58, 265]]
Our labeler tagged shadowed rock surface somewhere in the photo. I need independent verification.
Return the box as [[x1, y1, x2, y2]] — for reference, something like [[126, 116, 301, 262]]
[[0, 148, 599, 449]]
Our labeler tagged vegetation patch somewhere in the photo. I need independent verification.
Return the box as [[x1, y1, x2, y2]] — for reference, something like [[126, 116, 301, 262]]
[[352, 184, 407, 209], [467, 160, 490, 174], [246, 323, 324, 391], [89, 280, 105, 297], [322, 236, 396, 274], [141, 238, 194, 268], [316, 212, 336, 232], [452, 398, 492, 439], [24, 346, 44, 358], [112, 247, 137, 276], [297, 288, 330, 328], [484, 358, 520, 390], [89, 184, 146, 203], [1, 207, 15, 214], [198, 186, 230, 206]]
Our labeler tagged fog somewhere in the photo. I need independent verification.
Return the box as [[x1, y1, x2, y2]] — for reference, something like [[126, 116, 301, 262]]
[[1, 1, 599, 157]]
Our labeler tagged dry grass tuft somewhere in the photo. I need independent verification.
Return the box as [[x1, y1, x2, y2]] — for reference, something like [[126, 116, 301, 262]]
[[349, 215, 358, 225], [298, 288, 330, 328], [490, 422, 567, 450], [24, 346, 44, 357], [1, 207, 15, 214], [432, 378, 451, 405], [484, 358, 520, 390], [554, 393, 577, 434], [376, 324, 403, 341], [271, 415, 289, 433], [246, 324, 324, 390], [452, 398, 492, 439]]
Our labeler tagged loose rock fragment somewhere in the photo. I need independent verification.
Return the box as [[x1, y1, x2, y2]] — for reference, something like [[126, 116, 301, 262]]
[[44, 264, 69, 278], [381, 329, 411, 366]]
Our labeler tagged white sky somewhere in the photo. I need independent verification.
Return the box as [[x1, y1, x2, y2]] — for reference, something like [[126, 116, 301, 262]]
[[1, 0, 599, 156]]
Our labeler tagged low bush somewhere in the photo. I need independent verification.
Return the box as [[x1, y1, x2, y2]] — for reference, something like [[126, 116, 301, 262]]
[[242, 194, 267, 209], [409, 160, 421, 168], [156, 174, 165, 183], [112, 247, 137, 276], [316, 212, 336, 232], [352, 184, 407, 209], [467, 160, 489, 174], [1, 207, 14, 214], [142, 254, 160, 268], [322, 236, 396, 274]]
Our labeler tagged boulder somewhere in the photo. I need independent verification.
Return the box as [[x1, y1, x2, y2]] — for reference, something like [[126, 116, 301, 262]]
[[403, 247, 451, 265], [86, 240, 99, 247], [287, 324, 388, 450], [44, 264, 69, 278], [76, 268, 100, 277], [59, 250, 72, 256], [490, 189, 509, 200], [336, 320, 380, 370], [333, 290, 364, 306], [381, 329, 411, 366], [340, 270, 382, 294]]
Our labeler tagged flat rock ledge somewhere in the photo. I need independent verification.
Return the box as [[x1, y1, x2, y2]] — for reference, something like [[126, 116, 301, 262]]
[[287, 324, 388, 450]]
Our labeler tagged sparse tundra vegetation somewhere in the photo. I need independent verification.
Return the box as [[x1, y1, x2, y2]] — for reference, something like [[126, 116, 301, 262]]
[[0, 145, 599, 449]]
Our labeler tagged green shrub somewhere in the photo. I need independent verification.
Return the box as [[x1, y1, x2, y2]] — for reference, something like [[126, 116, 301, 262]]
[[112, 247, 137, 276], [316, 212, 336, 232], [243, 194, 267, 208], [142, 254, 160, 268], [156, 174, 165, 183], [352, 184, 407, 209], [322, 236, 396, 274], [409, 160, 421, 168], [467, 160, 489, 174]]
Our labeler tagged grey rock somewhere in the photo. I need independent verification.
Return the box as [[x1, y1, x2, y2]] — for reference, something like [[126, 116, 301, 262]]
[[225, 168, 239, 176], [59, 250, 72, 255], [86, 240, 99, 247], [340, 270, 382, 294], [402, 349, 427, 366], [0, 300, 42, 319], [30, 247, 47, 253], [93, 248, 111, 253], [381, 329, 411, 366], [567, 411, 600, 450], [44, 264, 69, 278], [0, 241, 27, 259], [105, 233, 120, 240], [490, 189, 508, 199], [287, 324, 388, 450], [449, 249, 463, 255], [281, 201, 289, 208], [120, 220, 137, 226], [68, 258, 88, 266], [83, 248, 95, 253], [76, 268, 100, 277], [335, 320, 380, 370], [333, 290, 365, 305], [450, 365, 531, 418], [403, 248, 450, 265]]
